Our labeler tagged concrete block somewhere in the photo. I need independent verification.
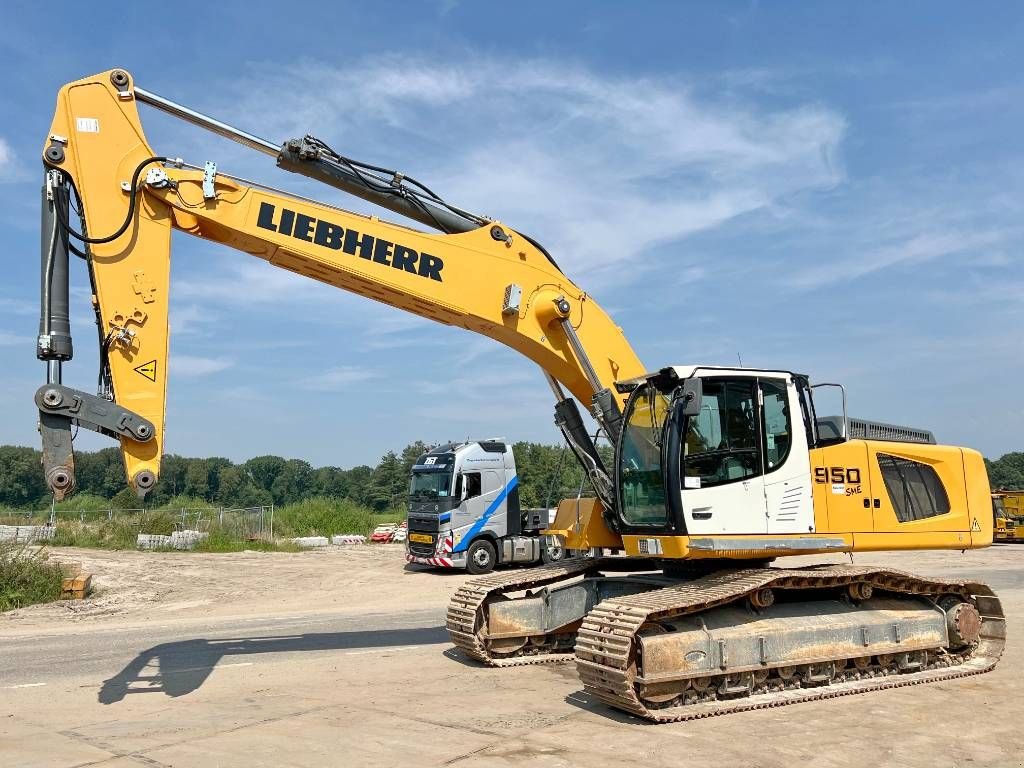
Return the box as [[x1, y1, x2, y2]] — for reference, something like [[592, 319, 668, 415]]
[[137, 533, 172, 550], [170, 530, 209, 550], [0, 524, 57, 544], [331, 534, 367, 545], [293, 536, 329, 548]]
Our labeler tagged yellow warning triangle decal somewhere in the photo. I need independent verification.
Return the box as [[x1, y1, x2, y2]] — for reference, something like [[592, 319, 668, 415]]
[[134, 359, 157, 382]]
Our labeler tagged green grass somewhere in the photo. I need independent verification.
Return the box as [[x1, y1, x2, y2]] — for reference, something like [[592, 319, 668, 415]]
[[271, 497, 402, 538], [8, 496, 403, 553], [0, 543, 64, 612], [51, 510, 178, 550], [192, 529, 299, 553]]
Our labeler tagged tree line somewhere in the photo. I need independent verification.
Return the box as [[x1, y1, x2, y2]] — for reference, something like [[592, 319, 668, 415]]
[[0, 441, 591, 511], [988, 452, 1024, 491], [1, 443, 1021, 512]]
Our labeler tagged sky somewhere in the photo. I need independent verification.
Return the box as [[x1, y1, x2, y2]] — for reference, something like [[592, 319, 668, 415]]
[[0, 2, 1021, 470]]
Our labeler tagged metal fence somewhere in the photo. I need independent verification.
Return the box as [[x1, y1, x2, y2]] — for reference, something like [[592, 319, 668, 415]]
[[2, 505, 275, 540]]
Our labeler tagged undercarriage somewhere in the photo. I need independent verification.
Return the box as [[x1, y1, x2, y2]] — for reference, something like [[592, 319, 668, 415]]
[[446, 560, 1005, 722]]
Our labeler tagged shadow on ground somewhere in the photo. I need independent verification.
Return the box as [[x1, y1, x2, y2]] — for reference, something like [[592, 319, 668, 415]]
[[100, 625, 447, 704]]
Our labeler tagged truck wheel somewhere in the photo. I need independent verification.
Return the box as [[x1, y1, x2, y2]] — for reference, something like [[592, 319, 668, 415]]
[[541, 537, 565, 564], [466, 539, 496, 574]]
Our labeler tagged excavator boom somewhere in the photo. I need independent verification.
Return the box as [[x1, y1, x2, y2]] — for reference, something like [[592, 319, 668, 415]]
[[36, 69, 643, 500]]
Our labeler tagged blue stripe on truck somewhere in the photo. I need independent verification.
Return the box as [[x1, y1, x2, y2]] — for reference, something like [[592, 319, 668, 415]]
[[451, 476, 519, 553]]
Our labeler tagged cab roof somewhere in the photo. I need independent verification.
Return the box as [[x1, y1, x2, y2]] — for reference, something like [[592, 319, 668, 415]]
[[615, 365, 805, 393]]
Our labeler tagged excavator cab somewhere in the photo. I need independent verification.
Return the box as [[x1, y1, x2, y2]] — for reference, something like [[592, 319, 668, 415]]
[[614, 366, 816, 538]]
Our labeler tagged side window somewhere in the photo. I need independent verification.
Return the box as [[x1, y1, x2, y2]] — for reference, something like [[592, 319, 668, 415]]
[[463, 472, 482, 500], [760, 379, 792, 472], [877, 454, 950, 522], [682, 379, 760, 488]]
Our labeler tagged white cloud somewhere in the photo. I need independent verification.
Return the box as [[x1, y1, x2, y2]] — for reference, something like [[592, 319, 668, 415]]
[[298, 366, 379, 391], [788, 228, 1009, 289], [0, 296, 36, 316], [175, 258, 313, 303], [169, 303, 214, 336], [0, 330, 31, 346], [0, 138, 11, 179], [213, 58, 845, 282], [173, 355, 233, 377]]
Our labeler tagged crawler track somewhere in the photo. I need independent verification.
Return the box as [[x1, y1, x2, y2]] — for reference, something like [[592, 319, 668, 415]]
[[575, 565, 1004, 722], [446, 558, 608, 667], [446, 562, 1004, 722]]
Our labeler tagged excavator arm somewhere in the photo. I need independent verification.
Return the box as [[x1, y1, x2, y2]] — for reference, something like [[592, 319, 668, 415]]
[[36, 69, 645, 502]]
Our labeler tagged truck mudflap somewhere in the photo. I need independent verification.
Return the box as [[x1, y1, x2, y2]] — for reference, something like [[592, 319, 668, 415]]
[[574, 565, 1005, 722]]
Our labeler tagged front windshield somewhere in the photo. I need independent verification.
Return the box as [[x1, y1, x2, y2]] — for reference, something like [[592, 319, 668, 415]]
[[618, 383, 670, 526], [410, 471, 452, 500]]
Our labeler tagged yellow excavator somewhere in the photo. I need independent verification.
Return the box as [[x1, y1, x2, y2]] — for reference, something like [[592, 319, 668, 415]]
[[993, 490, 1024, 541], [35, 70, 1002, 722]]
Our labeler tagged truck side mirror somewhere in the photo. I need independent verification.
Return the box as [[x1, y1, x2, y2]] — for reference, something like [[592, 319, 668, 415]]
[[679, 377, 702, 417]]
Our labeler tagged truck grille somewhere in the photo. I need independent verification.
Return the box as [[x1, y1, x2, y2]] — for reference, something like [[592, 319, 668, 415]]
[[408, 516, 440, 533], [408, 539, 436, 557]]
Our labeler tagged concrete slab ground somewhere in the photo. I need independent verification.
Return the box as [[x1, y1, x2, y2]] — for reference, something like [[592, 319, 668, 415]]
[[1, 544, 1022, 767]]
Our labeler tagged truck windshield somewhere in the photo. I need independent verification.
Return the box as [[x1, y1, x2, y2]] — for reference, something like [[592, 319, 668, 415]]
[[618, 382, 669, 526], [410, 471, 453, 500]]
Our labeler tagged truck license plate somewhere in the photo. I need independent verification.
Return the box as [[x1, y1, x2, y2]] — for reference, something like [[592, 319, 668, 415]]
[[409, 533, 433, 544]]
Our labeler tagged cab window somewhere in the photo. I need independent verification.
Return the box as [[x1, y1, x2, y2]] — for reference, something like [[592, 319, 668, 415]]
[[618, 383, 670, 526], [463, 472, 482, 500], [682, 379, 760, 488], [760, 379, 792, 472]]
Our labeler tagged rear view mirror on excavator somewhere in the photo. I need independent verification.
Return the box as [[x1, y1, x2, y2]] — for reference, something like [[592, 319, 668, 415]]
[[678, 377, 702, 417]]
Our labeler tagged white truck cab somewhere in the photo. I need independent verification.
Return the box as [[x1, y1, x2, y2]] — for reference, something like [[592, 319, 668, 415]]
[[405, 441, 562, 573]]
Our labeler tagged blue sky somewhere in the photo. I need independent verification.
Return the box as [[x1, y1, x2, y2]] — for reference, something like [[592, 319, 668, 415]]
[[0, 2, 1021, 468]]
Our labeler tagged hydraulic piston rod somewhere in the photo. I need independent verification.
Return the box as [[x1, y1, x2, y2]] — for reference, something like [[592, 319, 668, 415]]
[[134, 86, 281, 157], [134, 83, 484, 235]]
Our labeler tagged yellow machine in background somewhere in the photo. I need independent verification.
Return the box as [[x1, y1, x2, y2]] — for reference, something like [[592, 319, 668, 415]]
[[993, 490, 1024, 541], [34, 70, 1003, 722]]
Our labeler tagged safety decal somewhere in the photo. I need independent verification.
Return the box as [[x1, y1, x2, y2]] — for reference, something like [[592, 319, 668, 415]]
[[134, 359, 157, 382]]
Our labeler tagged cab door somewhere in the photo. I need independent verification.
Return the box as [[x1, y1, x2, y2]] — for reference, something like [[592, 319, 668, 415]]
[[761, 378, 815, 534], [680, 378, 768, 534]]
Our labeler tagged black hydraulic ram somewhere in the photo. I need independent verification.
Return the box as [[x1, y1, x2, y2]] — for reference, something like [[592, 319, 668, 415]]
[[33, 169, 157, 500], [36, 169, 76, 498], [132, 86, 487, 237], [544, 373, 621, 531]]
